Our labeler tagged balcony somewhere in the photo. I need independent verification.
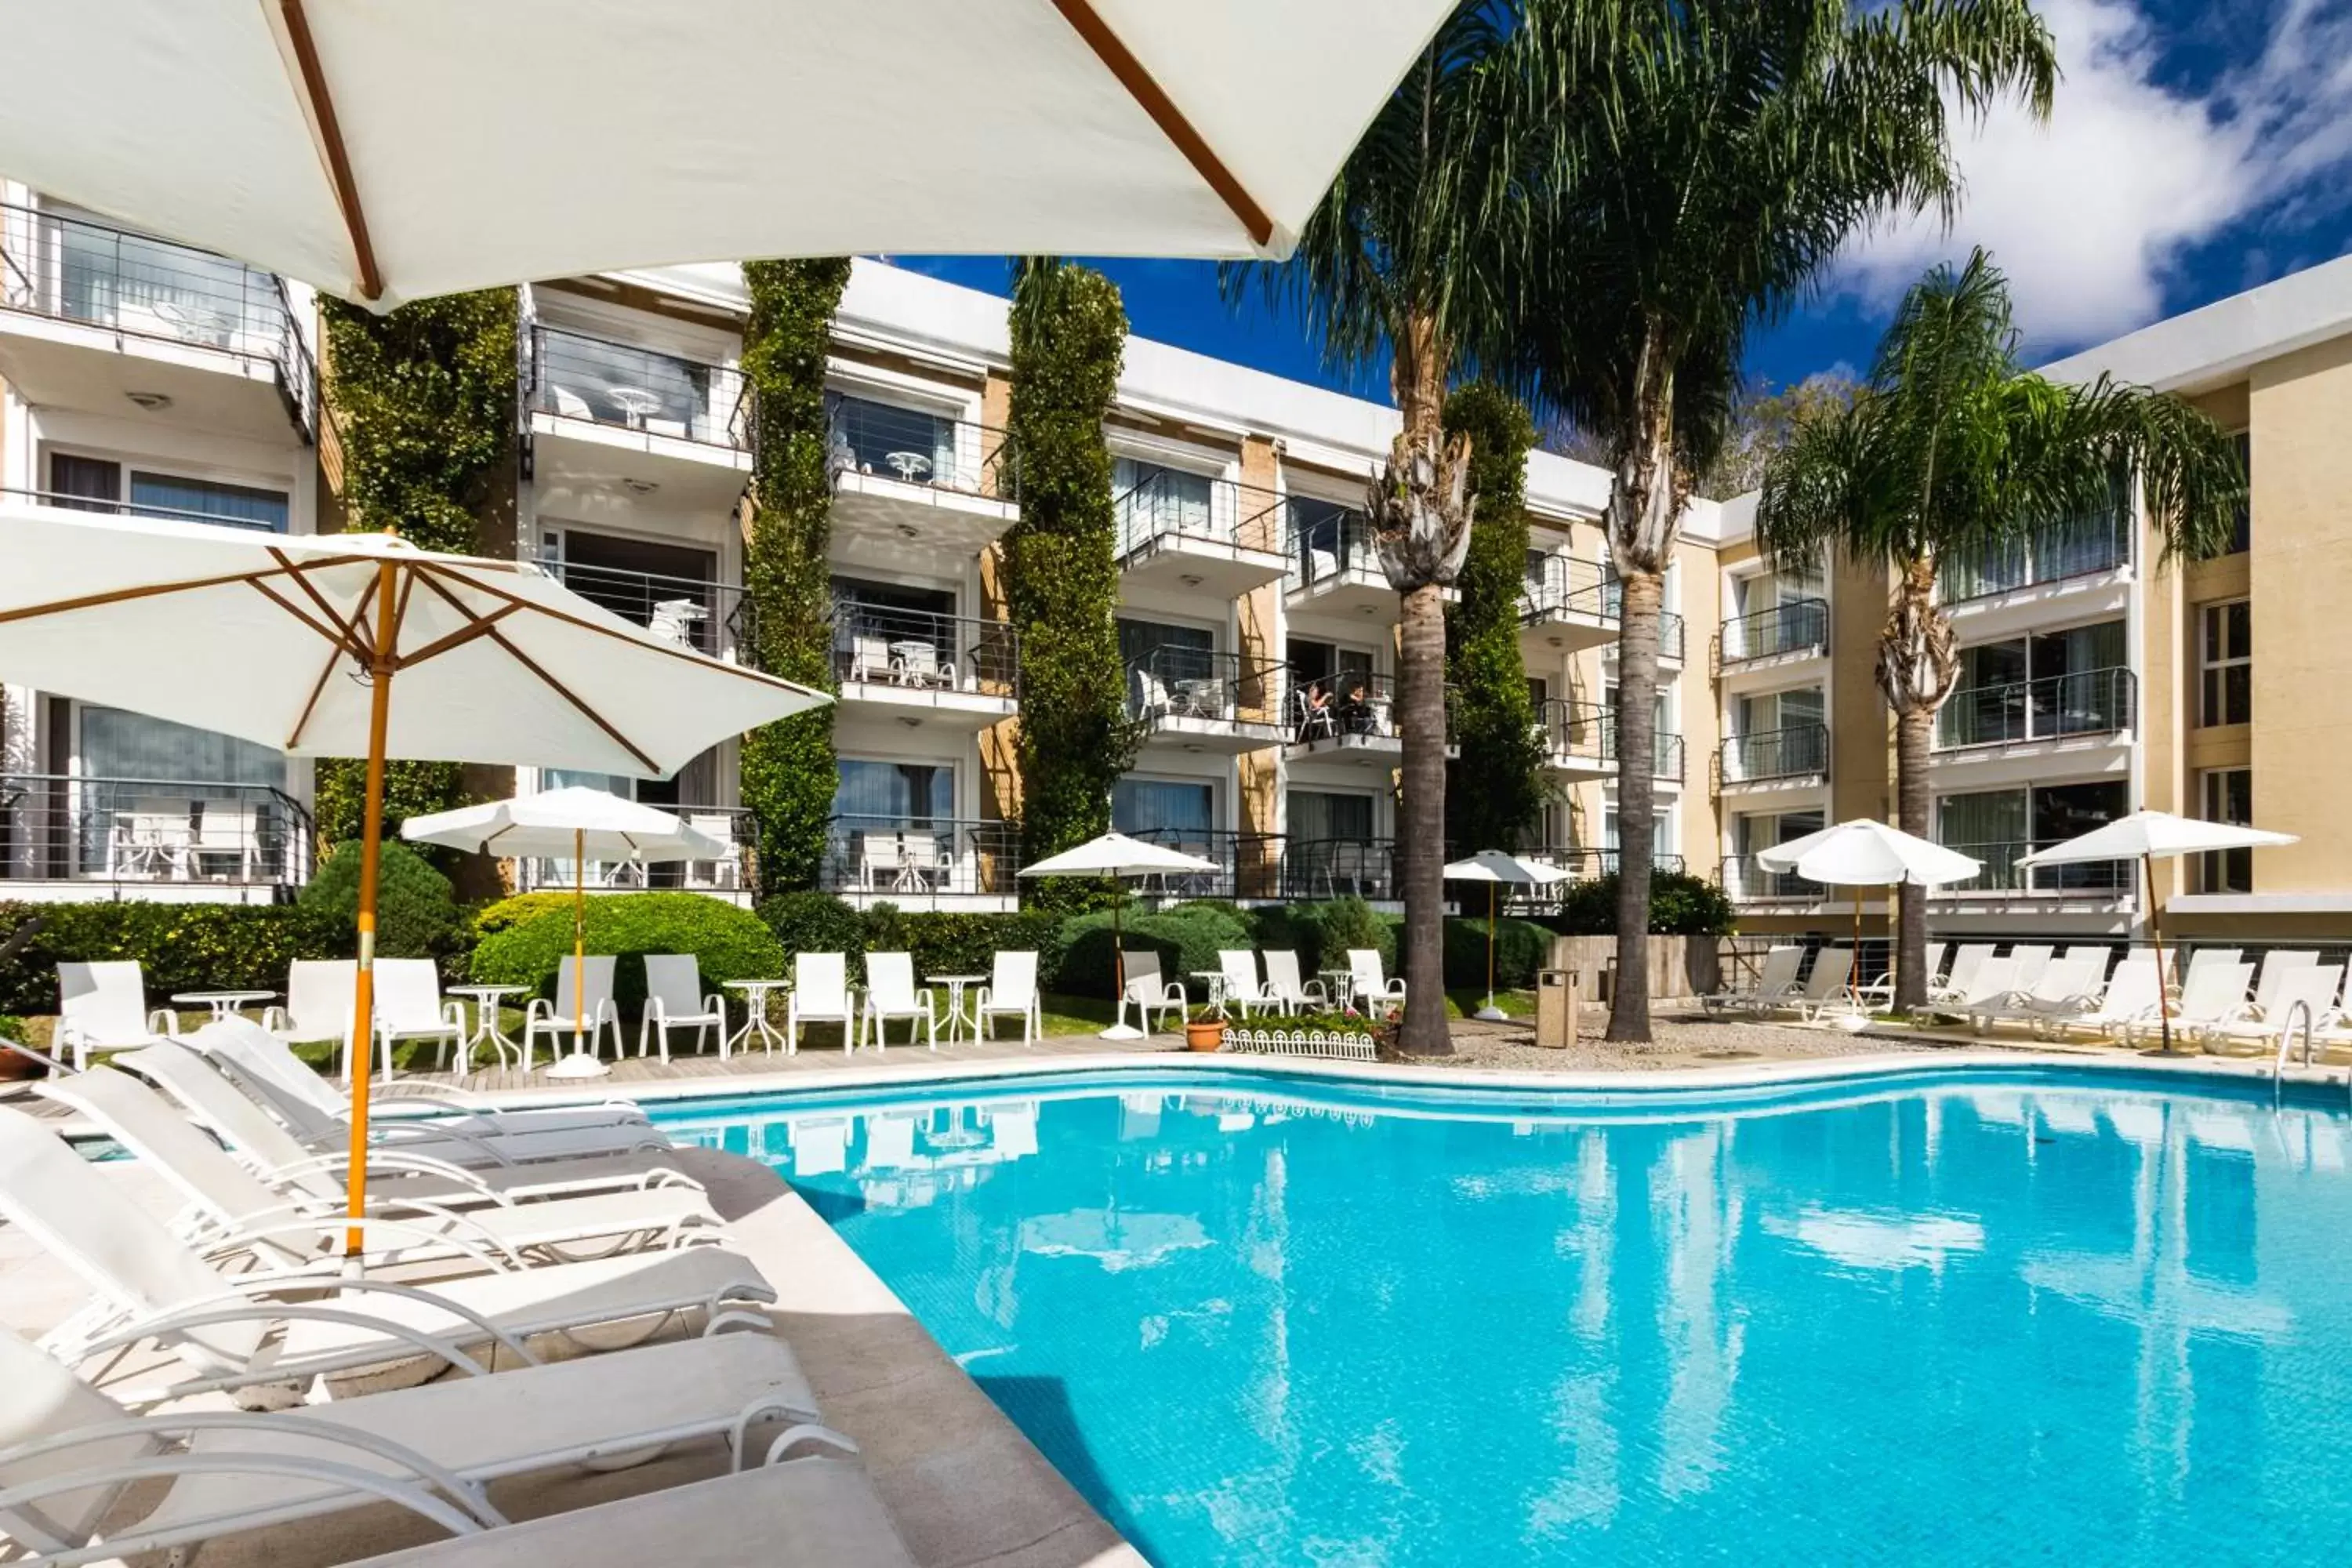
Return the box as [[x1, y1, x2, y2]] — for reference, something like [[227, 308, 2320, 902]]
[[1281, 674, 1457, 768], [1534, 701, 1682, 782], [1121, 827, 1284, 902], [523, 324, 753, 514], [1519, 560, 1686, 665], [1278, 837, 1398, 902], [1933, 840, 2133, 902], [1719, 597, 1828, 668], [1125, 648, 1285, 755], [1938, 509, 2132, 604], [514, 805, 755, 903], [1719, 724, 1828, 789], [833, 600, 1018, 729], [0, 775, 312, 902], [0, 201, 317, 444], [826, 394, 1019, 565], [1115, 474, 1289, 597], [542, 559, 752, 664], [820, 815, 1022, 911], [1936, 668, 2136, 751], [1490, 846, 1682, 906], [1285, 506, 1443, 619], [1719, 855, 1824, 904]]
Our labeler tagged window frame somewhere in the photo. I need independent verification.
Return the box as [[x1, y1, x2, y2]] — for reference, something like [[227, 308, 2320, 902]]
[[2198, 598, 2252, 728]]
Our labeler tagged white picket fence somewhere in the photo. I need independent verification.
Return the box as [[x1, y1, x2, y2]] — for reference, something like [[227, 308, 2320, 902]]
[[1224, 1026, 1378, 1062]]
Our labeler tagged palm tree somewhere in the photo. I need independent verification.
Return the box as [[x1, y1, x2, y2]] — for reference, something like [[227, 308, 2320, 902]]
[[1515, 0, 2058, 1040], [1755, 249, 2243, 1007], [1230, 8, 1542, 1056]]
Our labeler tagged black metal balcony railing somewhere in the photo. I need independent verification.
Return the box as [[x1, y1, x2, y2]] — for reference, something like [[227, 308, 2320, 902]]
[[1938, 508, 2132, 603], [1933, 840, 2134, 898], [821, 815, 1022, 898], [833, 600, 1019, 699], [1279, 837, 1398, 902], [1719, 855, 1823, 902], [515, 805, 755, 897], [1122, 826, 1285, 902], [826, 394, 1014, 501], [1116, 472, 1284, 560], [1286, 503, 1380, 590], [528, 325, 750, 451], [1520, 556, 1690, 662], [1530, 699, 1682, 779], [1936, 667, 2136, 750], [1124, 648, 1285, 732], [1483, 846, 1684, 900], [0, 775, 313, 888], [1721, 723, 1828, 783], [1721, 597, 1828, 662], [0, 201, 318, 442], [542, 559, 751, 662]]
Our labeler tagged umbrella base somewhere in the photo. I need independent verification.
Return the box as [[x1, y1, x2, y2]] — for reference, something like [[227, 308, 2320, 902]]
[[1099, 1023, 1145, 1041], [1473, 1005, 1509, 1022], [545, 1050, 613, 1080]]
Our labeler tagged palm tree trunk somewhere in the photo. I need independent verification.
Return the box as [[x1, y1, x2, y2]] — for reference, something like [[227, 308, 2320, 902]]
[[1894, 705, 1933, 1009], [1397, 578, 1451, 1056], [1609, 568, 1664, 1041], [1878, 556, 1956, 1011]]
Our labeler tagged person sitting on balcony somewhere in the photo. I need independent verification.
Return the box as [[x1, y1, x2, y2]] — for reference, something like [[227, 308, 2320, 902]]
[[1298, 681, 1334, 742], [1338, 679, 1376, 737]]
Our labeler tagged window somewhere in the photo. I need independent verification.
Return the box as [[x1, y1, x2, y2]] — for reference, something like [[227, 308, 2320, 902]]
[[540, 528, 720, 648], [80, 706, 284, 787], [45, 453, 289, 531], [1290, 495, 1367, 577], [1289, 790, 1374, 843], [1730, 688, 1824, 778], [833, 760, 953, 824], [1940, 620, 2129, 746], [2227, 431, 2250, 554], [826, 393, 956, 485], [2198, 768, 2254, 894], [1113, 779, 1214, 840], [1113, 457, 1216, 544], [1937, 781, 2128, 891], [1118, 617, 1216, 682], [2200, 600, 2251, 727], [1730, 809, 1820, 895]]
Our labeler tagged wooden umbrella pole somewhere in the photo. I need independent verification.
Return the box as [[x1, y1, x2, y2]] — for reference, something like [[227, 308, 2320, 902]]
[[1112, 878, 1126, 1025], [573, 827, 587, 1053], [343, 561, 397, 1261], [1486, 882, 1498, 1012], [2146, 851, 2175, 1054]]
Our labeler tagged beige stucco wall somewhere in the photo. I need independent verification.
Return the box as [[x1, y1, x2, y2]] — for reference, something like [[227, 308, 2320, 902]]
[[1236, 434, 1282, 864], [1674, 535, 1722, 877], [1828, 555, 1889, 823]]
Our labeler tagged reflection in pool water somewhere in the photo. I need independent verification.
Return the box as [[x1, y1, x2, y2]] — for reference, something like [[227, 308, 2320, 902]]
[[656, 1073, 2352, 1566]]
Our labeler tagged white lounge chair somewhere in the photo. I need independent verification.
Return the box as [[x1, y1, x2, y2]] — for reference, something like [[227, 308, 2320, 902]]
[[261, 959, 358, 1072], [975, 950, 1040, 1045], [1965, 956, 2108, 1036], [122, 1042, 696, 1209], [372, 958, 470, 1081], [0, 1107, 775, 1404], [1853, 941, 1945, 1009], [1766, 944, 1852, 1021], [524, 956, 625, 1069], [1261, 950, 1327, 1014], [54, 960, 174, 1071], [2249, 949, 2321, 1022], [2204, 963, 2343, 1055], [38, 1068, 724, 1276], [2179, 947, 2243, 996], [1932, 943, 1996, 1006], [1346, 949, 1406, 1013], [2002, 944, 2053, 990], [331, 1460, 916, 1568], [2131, 960, 2253, 1046], [1118, 949, 1187, 1036], [638, 954, 728, 1063], [2036, 956, 2160, 1040], [0, 1324, 853, 1568], [1217, 949, 1277, 1018], [1698, 946, 1803, 1014], [860, 953, 936, 1051], [786, 953, 856, 1054]]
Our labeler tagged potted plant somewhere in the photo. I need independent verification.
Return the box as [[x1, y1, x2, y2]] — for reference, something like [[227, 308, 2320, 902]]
[[0, 1016, 41, 1080], [1185, 1003, 1227, 1053]]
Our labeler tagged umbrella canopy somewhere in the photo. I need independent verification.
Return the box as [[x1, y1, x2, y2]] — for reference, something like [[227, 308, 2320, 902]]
[[1443, 849, 1575, 886], [401, 788, 729, 864], [1757, 820, 1983, 887], [0, 0, 1454, 307], [1019, 832, 1218, 880], [2016, 810, 2298, 866], [0, 506, 826, 772]]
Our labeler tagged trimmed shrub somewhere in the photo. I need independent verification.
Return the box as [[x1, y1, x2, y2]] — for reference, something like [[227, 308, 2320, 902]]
[[1441, 914, 1552, 991], [0, 902, 338, 1015], [299, 839, 463, 962], [878, 909, 1064, 986], [1315, 897, 1398, 972], [470, 891, 579, 940], [1550, 871, 1738, 937], [1054, 904, 1254, 1000], [756, 892, 869, 969], [470, 893, 786, 1012]]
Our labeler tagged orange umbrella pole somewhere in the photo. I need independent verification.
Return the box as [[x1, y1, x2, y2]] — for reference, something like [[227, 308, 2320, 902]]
[[2145, 851, 2175, 1054], [343, 561, 397, 1261]]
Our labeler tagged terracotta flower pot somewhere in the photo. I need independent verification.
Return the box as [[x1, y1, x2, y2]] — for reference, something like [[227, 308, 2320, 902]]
[[1185, 1019, 1226, 1052]]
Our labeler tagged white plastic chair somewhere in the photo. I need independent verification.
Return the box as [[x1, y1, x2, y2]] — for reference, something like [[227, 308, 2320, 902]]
[[897, 640, 946, 688], [1261, 950, 1327, 1014], [55, 960, 174, 1070], [2056, 957, 2165, 1039], [1933, 943, 1997, 1004], [2249, 949, 2321, 1022], [639, 954, 728, 1062], [860, 953, 936, 1051], [1347, 949, 1406, 1012], [787, 952, 856, 1054], [1120, 949, 1186, 1034], [1218, 949, 1278, 1018], [524, 955, 623, 1069], [2180, 946, 2245, 997], [858, 831, 905, 891], [975, 950, 1041, 1044], [370, 958, 466, 1080], [262, 959, 356, 1071], [2140, 960, 2254, 1045], [849, 635, 892, 683], [2005, 944, 2054, 990], [1853, 942, 1944, 1009], [1778, 944, 1853, 1021], [1965, 956, 2107, 1036]]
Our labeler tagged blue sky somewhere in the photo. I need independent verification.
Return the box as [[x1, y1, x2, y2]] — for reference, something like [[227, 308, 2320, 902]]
[[895, 0, 2352, 406]]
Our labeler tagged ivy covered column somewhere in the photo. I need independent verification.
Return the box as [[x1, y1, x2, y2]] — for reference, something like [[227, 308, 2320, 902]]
[[1442, 382, 1544, 853], [1001, 260, 1138, 900], [314, 290, 517, 842], [738, 260, 851, 893]]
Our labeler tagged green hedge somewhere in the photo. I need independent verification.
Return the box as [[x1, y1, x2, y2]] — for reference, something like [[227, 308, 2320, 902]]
[[298, 839, 463, 961], [0, 902, 339, 1015], [470, 893, 786, 1011], [855, 905, 1065, 986], [1548, 871, 1737, 936], [1054, 905, 1254, 1000], [1441, 914, 1553, 990]]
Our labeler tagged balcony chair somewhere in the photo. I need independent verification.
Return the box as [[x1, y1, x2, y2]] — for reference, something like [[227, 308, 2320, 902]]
[[857, 831, 906, 893], [898, 830, 949, 892], [860, 952, 937, 1051], [647, 597, 707, 647], [369, 958, 468, 1080], [686, 813, 742, 891], [639, 954, 728, 1063], [1131, 665, 1174, 721], [262, 959, 356, 1072], [524, 955, 624, 1069], [190, 801, 259, 880], [55, 960, 176, 1070], [975, 950, 1041, 1046], [895, 639, 949, 688], [786, 952, 857, 1054], [848, 635, 893, 684], [1120, 949, 1187, 1036], [550, 384, 594, 419]]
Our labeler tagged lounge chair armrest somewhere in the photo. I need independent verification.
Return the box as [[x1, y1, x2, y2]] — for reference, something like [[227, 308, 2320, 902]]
[[441, 1000, 466, 1030], [262, 1146, 499, 1200], [78, 1289, 534, 1382], [524, 997, 555, 1025], [260, 1005, 291, 1033], [0, 1450, 500, 1551], [196, 1211, 524, 1274], [147, 1007, 178, 1037]]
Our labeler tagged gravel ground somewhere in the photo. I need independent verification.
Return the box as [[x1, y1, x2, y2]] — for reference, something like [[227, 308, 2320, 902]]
[[1420, 1007, 1943, 1073]]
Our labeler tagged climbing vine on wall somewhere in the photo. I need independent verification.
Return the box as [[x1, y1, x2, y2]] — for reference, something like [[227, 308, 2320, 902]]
[[1443, 381, 1546, 853], [1001, 260, 1139, 902], [738, 258, 851, 892], [313, 290, 519, 841]]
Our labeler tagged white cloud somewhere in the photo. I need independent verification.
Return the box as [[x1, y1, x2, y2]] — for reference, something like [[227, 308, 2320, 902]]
[[1834, 0, 2352, 351]]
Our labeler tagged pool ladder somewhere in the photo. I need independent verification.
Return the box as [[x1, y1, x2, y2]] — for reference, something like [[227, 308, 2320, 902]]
[[2268, 999, 2352, 1111]]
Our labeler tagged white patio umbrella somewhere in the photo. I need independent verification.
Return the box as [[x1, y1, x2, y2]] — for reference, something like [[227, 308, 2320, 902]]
[[1443, 850, 1572, 1022], [0, 503, 826, 1250], [1758, 820, 1982, 1016], [0, 0, 1454, 307], [2020, 810, 2298, 1054], [401, 789, 731, 1080], [1018, 831, 1218, 1041]]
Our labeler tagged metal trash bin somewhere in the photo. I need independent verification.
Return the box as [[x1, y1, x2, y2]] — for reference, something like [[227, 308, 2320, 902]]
[[1535, 969, 1583, 1049]]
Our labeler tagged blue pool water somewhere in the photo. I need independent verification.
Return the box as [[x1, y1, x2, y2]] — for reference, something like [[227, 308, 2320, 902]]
[[654, 1069, 2352, 1565]]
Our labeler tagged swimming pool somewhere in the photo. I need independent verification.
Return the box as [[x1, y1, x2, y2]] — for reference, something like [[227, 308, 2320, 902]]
[[655, 1067, 2352, 1564]]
